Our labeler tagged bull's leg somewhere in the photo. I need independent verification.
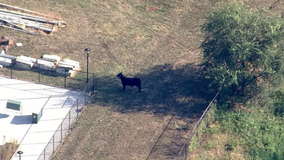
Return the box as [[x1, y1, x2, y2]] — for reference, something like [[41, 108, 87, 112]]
[[137, 84, 141, 92], [123, 85, 126, 91]]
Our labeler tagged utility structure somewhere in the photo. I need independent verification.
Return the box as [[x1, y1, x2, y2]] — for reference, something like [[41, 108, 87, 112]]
[[17, 150, 23, 160], [85, 48, 91, 90]]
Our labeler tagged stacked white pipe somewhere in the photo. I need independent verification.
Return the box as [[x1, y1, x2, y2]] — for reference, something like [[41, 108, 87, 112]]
[[41, 54, 61, 65], [56, 59, 80, 76], [15, 55, 36, 69], [36, 54, 61, 71], [0, 53, 15, 67]]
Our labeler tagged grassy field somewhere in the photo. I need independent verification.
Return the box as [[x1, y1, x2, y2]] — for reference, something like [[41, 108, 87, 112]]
[[0, 0, 283, 159], [0, 0, 210, 159]]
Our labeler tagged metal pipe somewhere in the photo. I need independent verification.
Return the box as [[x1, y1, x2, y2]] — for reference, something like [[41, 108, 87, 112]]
[[87, 52, 89, 84], [84, 48, 91, 92]]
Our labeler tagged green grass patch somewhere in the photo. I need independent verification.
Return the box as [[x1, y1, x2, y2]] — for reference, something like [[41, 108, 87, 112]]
[[189, 100, 284, 160]]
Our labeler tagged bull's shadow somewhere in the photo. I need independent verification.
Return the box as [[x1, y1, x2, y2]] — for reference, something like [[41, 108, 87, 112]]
[[92, 63, 215, 118]]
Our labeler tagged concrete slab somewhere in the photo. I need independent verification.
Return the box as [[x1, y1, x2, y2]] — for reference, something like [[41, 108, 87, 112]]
[[0, 76, 84, 160]]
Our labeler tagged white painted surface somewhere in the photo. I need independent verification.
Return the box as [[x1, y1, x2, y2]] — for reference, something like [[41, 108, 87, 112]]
[[0, 76, 83, 160]]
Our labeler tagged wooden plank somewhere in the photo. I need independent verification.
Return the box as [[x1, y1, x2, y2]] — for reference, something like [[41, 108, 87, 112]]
[[0, 24, 40, 35], [0, 16, 55, 33], [69, 68, 81, 78], [0, 2, 50, 18], [0, 9, 66, 25], [0, 17, 26, 29], [0, 3, 66, 27]]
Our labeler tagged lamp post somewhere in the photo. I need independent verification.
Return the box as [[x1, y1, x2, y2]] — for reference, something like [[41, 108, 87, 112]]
[[17, 150, 23, 160], [84, 48, 91, 91]]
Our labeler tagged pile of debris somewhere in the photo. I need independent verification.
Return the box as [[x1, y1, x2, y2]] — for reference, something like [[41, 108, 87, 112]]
[[0, 3, 66, 35]]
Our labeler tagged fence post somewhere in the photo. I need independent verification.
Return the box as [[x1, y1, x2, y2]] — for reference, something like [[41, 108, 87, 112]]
[[77, 99, 79, 117], [61, 123, 63, 143], [10, 67, 12, 78], [53, 135, 55, 155], [86, 72, 89, 93], [84, 92, 87, 104], [64, 68, 66, 88], [69, 110, 71, 130], [184, 143, 187, 160], [38, 64, 40, 83], [44, 148, 46, 160], [92, 73, 95, 94]]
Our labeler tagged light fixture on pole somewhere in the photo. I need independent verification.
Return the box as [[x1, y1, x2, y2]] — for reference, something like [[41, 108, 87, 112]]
[[84, 48, 91, 86], [17, 151, 23, 160]]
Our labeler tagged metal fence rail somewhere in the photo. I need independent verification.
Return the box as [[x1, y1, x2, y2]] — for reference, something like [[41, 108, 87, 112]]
[[37, 91, 87, 160], [2, 66, 94, 160], [10, 85, 90, 160], [175, 91, 220, 160], [0, 66, 95, 92]]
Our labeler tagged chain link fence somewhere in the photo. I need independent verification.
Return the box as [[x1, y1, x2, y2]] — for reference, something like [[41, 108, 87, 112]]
[[175, 91, 220, 160], [10, 84, 91, 160], [1, 65, 94, 160], [37, 90, 88, 160], [0, 66, 94, 92]]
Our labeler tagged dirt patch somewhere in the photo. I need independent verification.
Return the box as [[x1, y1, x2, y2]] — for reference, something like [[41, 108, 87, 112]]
[[147, 6, 158, 12]]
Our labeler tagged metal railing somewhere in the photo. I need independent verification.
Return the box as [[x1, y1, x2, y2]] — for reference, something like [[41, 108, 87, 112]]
[[37, 91, 88, 160], [175, 91, 220, 160], [2, 66, 94, 160], [0, 66, 95, 92], [10, 84, 90, 160]]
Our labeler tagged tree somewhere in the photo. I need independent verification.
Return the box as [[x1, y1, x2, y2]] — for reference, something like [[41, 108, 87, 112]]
[[201, 2, 284, 106]]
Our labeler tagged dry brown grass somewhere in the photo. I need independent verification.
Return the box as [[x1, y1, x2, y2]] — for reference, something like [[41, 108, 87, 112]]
[[0, 0, 283, 159], [0, 143, 18, 160]]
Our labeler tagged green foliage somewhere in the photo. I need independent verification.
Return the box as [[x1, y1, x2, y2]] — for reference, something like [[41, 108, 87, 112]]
[[217, 109, 284, 160], [269, 90, 284, 116], [188, 2, 284, 160], [225, 139, 237, 151], [201, 2, 284, 105], [189, 136, 197, 152], [189, 105, 218, 151]]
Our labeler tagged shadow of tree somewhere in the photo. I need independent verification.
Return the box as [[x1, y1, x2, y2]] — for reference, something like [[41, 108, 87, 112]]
[[92, 63, 215, 119], [88, 63, 217, 159]]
